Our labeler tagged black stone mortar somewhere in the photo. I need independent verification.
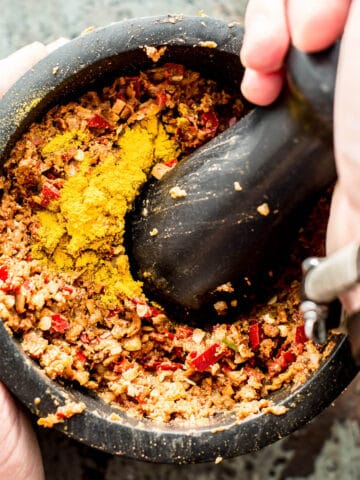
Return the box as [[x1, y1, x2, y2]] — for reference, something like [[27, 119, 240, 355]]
[[0, 15, 357, 464]]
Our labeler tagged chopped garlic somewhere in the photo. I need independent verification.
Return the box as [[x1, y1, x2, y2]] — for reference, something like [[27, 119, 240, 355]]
[[257, 202, 270, 216], [169, 186, 187, 199], [234, 181, 242, 191]]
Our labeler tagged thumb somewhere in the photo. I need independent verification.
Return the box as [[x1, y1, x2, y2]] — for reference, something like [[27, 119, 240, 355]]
[[326, 0, 360, 313], [0, 382, 45, 480], [333, 0, 360, 203]]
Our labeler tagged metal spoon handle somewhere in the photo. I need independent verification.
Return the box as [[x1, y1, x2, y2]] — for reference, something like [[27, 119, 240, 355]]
[[301, 243, 360, 353], [302, 242, 360, 304]]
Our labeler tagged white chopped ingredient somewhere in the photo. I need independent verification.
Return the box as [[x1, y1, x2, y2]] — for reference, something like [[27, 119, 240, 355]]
[[151, 163, 172, 180], [257, 202, 270, 216], [234, 181, 242, 191], [213, 300, 228, 315], [39, 315, 52, 331], [169, 186, 187, 199], [143, 45, 167, 62], [192, 328, 206, 344], [74, 149, 85, 161], [149, 228, 159, 236], [198, 41, 218, 48], [216, 282, 234, 293], [267, 295, 278, 305]]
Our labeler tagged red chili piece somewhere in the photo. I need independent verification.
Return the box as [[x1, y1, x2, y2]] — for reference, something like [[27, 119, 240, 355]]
[[156, 92, 167, 106], [148, 306, 164, 317], [163, 158, 178, 168], [80, 332, 90, 344], [87, 114, 114, 130], [295, 325, 308, 344], [190, 343, 226, 372], [51, 314, 69, 333], [61, 285, 74, 294], [249, 322, 262, 350], [267, 349, 296, 377], [41, 183, 61, 207], [144, 360, 182, 371], [0, 266, 9, 282], [76, 350, 87, 363], [163, 63, 185, 79], [201, 111, 219, 135], [157, 362, 182, 371]]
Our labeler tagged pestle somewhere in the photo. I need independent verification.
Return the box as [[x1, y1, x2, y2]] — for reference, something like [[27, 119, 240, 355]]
[[129, 43, 339, 316]]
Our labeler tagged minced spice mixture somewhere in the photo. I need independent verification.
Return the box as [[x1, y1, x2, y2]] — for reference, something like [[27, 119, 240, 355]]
[[0, 63, 334, 425]]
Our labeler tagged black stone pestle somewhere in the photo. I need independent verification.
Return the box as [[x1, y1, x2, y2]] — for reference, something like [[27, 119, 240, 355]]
[[129, 43, 339, 317]]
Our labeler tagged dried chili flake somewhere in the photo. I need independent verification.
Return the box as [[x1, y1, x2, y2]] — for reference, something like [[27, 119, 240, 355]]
[[50, 314, 69, 333], [87, 114, 114, 130]]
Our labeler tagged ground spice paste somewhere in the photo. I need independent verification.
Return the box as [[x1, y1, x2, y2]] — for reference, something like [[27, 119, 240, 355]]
[[0, 63, 335, 425]]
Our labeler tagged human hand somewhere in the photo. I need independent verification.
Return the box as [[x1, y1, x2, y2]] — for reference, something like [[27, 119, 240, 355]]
[[0, 38, 67, 480], [0, 381, 45, 479], [0, 38, 68, 98], [240, 0, 360, 314], [240, 0, 351, 106]]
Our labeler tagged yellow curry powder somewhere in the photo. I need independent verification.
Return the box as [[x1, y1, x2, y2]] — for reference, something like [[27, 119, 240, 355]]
[[42, 130, 89, 154], [33, 116, 179, 305]]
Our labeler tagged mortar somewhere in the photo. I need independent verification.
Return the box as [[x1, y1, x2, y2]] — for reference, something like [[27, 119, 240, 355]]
[[0, 15, 357, 464]]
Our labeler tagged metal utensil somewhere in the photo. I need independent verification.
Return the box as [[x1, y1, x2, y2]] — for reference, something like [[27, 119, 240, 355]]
[[301, 242, 360, 364]]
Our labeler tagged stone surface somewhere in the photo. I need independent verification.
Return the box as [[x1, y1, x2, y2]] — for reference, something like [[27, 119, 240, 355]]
[[1, 0, 360, 478]]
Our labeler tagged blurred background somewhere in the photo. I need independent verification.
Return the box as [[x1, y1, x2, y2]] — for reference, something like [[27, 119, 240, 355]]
[[1, 0, 360, 479]]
